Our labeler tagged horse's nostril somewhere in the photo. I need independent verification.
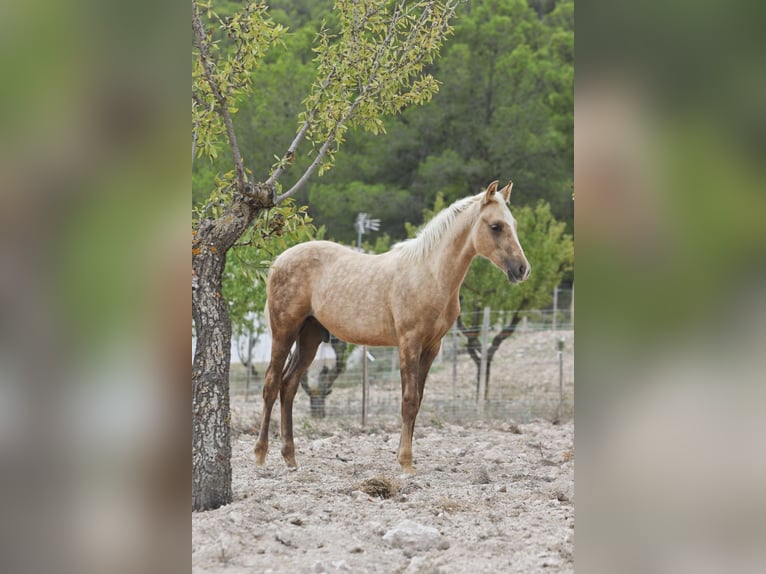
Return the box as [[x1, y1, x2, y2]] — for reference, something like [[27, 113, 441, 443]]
[[518, 264, 526, 277]]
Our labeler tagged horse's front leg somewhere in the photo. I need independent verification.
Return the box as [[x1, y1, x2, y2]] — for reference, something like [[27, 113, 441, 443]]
[[416, 341, 442, 411], [397, 342, 422, 474]]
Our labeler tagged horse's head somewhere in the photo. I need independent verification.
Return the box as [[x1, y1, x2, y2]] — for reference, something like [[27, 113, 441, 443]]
[[472, 180, 531, 283]]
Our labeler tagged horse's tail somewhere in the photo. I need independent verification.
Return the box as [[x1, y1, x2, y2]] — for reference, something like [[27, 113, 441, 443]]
[[263, 300, 271, 335]]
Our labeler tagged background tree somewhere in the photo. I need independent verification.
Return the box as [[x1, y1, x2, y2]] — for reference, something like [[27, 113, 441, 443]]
[[192, 1, 575, 243], [299, 334, 349, 418], [457, 199, 573, 398], [403, 192, 572, 397], [294, 0, 574, 241], [192, 0, 460, 511]]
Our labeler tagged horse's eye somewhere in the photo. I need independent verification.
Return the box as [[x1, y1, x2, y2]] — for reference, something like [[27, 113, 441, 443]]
[[490, 223, 503, 232]]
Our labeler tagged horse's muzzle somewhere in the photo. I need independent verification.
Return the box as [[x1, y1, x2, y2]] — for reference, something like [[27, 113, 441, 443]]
[[506, 261, 531, 283]]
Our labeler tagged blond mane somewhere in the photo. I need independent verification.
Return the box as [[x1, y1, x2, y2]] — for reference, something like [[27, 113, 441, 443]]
[[394, 193, 483, 262]]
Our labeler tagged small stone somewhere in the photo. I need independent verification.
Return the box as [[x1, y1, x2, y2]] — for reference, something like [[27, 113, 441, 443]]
[[365, 521, 385, 536], [228, 510, 242, 525], [351, 490, 372, 502], [404, 555, 447, 574], [383, 519, 444, 557], [332, 559, 351, 571], [472, 466, 492, 484], [274, 531, 296, 548]]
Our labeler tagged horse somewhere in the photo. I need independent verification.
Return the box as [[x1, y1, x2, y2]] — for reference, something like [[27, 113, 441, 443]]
[[254, 180, 530, 473]]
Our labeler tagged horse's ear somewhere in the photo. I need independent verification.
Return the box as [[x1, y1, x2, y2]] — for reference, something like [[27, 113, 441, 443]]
[[483, 180, 500, 204], [499, 180, 513, 203]]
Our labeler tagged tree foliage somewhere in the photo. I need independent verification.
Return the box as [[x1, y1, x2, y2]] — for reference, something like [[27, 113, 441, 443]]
[[408, 193, 573, 396], [223, 200, 321, 339], [461, 199, 573, 395], [192, 0, 460, 511], [193, 0, 574, 244], [461, 201, 574, 317], [297, 0, 574, 242]]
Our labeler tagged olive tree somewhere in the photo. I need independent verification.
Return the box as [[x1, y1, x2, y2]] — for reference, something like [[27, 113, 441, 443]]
[[192, 0, 459, 511]]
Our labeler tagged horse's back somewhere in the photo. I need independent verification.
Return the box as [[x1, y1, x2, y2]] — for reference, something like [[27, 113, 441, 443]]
[[269, 241, 360, 281], [267, 240, 398, 345]]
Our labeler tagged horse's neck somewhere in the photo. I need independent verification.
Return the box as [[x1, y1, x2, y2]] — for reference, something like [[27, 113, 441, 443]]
[[427, 213, 476, 298]]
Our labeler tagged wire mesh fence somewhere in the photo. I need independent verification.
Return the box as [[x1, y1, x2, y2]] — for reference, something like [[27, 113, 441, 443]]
[[230, 306, 574, 425]]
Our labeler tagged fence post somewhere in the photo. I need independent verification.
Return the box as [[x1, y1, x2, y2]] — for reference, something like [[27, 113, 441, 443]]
[[244, 330, 253, 401], [451, 324, 458, 417], [477, 306, 490, 416], [570, 282, 574, 327], [390, 345, 398, 381], [552, 285, 559, 331], [556, 337, 565, 421], [362, 345, 368, 427]]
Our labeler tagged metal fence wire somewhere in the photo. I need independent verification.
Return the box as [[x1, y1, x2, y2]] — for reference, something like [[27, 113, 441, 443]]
[[231, 306, 573, 425]]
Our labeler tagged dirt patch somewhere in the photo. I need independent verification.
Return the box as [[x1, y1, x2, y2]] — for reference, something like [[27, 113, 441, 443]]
[[358, 476, 402, 500], [192, 413, 574, 573]]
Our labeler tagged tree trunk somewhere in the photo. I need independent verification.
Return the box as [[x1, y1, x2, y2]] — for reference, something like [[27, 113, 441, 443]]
[[309, 392, 327, 419], [191, 252, 232, 511], [299, 336, 347, 419], [192, 188, 273, 511], [482, 310, 526, 400], [455, 315, 482, 399], [458, 309, 525, 402]]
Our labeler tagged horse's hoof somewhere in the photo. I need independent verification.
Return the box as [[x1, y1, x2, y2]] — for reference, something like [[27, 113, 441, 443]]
[[281, 447, 297, 469], [254, 445, 268, 466]]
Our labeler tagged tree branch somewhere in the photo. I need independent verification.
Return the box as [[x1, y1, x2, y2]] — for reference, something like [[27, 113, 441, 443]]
[[192, 114, 199, 166], [265, 69, 337, 186], [486, 299, 530, 363], [299, 372, 311, 395], [317, 337, 347, 396], [456, 315, 481, 365], [275, 0, 440, 202], [266, 2, 391, 190], [277, 96, 364, 202], [192, 0, 248, 192]]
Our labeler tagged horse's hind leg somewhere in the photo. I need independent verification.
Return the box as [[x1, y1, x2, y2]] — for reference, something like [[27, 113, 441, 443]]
[[254, 327, 296, 466], [279, 317, 326, 468], [396, 339, 441, 474]]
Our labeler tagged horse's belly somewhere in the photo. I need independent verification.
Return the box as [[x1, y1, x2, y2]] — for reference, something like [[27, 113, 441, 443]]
[[313, 307, 396, 347]]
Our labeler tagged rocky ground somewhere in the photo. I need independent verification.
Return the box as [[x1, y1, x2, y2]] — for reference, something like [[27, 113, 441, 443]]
[[194, 329, 574, 573], [192, 416, 573, 573]]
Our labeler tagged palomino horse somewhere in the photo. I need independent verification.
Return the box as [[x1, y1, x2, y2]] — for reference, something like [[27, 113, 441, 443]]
[[254, 180, 530, 473]]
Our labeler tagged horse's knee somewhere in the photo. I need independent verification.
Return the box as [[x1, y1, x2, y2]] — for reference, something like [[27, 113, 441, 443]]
[[262, 376, 281, 402], [401, 391, 419, 420]]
